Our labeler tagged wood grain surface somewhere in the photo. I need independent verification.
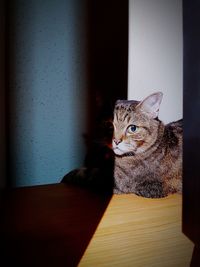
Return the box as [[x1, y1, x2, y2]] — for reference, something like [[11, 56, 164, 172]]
[[79, 193, 193, 267], [0, 184, 193, 266]]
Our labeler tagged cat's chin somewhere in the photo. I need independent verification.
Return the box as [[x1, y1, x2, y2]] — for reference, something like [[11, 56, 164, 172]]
[[113, 147, 125, 156], [113, 148, 136, 157]]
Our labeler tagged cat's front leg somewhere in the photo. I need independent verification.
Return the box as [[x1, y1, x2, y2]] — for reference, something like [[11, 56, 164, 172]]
[[113, 187, 124, 194], [135, 180, 168, 198]]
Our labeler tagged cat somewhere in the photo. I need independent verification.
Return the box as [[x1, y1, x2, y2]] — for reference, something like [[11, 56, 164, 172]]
[[112, 92, 182, 198], [62, 92, 182, 198]]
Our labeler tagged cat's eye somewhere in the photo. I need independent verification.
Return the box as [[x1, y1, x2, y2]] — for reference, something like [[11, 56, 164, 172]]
[[127, 125, 137, 133]]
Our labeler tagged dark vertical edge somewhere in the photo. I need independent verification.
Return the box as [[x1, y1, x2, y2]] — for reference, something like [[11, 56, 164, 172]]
[[81, 0, 128, 183], [182, 0, 200, 246], [5, 0, 11, 187], [86, 0, 128, 140], [0, 0, 6, 191]]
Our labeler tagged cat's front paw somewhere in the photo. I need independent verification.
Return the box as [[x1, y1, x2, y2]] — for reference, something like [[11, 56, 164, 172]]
[[135, 180, 167, 198], [113, 188, 123, 194], [61, 168, 87, 185]]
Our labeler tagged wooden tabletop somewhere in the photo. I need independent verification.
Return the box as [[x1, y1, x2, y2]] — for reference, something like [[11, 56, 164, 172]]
[[0, 183, 193, 267]]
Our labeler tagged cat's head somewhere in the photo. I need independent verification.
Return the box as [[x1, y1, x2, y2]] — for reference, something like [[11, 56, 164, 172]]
[[112, 92, 163, 156]]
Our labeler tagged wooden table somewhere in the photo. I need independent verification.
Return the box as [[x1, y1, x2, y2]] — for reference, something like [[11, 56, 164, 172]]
[[0, 183, 193, 267]]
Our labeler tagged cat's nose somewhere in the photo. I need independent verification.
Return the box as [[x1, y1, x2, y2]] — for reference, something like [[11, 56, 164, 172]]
[[113, 138, 122, 145]]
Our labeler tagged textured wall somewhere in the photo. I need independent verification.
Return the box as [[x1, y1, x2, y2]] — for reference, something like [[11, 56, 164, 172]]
[[9, 0, 88, 186], [128, 0, 183, 123]]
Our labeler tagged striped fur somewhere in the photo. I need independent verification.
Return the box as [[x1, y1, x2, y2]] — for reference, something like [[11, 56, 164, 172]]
[[113, 92, 182, 198], [63, 92, 182, 198]]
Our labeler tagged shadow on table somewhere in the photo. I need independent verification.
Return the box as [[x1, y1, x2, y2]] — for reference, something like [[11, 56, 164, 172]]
[[0, 184, 113, 267]]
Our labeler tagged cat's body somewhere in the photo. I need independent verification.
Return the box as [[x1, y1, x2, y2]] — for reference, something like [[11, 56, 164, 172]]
[[62, 92, 182, 198], [113, 119, 182, 197]]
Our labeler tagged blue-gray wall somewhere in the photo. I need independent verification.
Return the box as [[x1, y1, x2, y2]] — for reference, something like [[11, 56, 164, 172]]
[[9, 0, 88, 186]]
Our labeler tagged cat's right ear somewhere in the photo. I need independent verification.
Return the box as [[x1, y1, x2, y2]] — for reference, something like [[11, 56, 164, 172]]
[[136, 92, 163, 119]]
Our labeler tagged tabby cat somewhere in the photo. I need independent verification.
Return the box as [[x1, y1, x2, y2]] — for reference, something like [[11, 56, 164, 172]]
[[62, 92, 182, 198]]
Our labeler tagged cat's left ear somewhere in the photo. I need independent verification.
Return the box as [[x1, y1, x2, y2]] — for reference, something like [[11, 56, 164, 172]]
[[136, 92, 163, 119]]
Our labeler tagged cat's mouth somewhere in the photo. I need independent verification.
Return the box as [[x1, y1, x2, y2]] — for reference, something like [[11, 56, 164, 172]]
[[112, 142, 136, 156], [112, 140, 135, 156]]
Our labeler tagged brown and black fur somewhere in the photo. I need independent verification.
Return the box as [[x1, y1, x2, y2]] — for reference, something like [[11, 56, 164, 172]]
[[112, 93, 182, 198], [62, 92, 182, 198]]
